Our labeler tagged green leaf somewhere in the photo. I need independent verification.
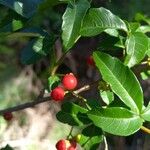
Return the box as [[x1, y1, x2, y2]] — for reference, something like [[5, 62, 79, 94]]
[[147, 38, 150, 57], [62, 0, 90, 51], [0, 10, 26, 33], [100, 90, 114, 105], [104, 29, 119, 37], [1, 145, 13, 150], [0, 0, 42, 18], [87, 99, 101, 108], [79, 135, 102, 150], [56, 102, 88, 126], [48, 75, 60, 92], [98, 35, 123, 52], [129, 22, 140, 33], [0, 19, 23, 33], [38, 0, 67, 11], [108, 96, 130, 109], [79, 125, 103, 150], [141, 103, 150, 121], [88, 107, 143, 136], [124, 32, 149, 67], [82, 124, 103, 137], [80, 7, 128, 37], [21, 35, 54, 64], [135, 13, 150, 25], [77, 113, 92, 124], [137, 25, 150, 33], [93, 52, 143, 113], [7, 27, 46, 39]]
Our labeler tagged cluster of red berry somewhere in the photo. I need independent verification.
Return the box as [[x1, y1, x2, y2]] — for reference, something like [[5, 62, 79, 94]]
[[52, 56, 95, 149], [50, 56, 95, 102], [51, 73, 78, 101], [56, 139, 77, 150]]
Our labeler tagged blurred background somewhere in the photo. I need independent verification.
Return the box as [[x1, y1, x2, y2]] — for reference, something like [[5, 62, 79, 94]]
[[0, 0, 150, 149]]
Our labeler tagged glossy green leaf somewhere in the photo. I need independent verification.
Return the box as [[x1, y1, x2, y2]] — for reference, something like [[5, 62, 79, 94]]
[[108, 96, 130, 109], [62, 0, 90, 51], [116, 36, 125, 48], [141, 103, 150, 121], [21, 38, 42, 64], [93, 52, 143, 113], [56, 102, 88, 126], [0, 20, 23, 33], [124, 32, 149, 67], [82, 124, 103, 137], [135, 13, 150, 25], [98, 35, 122, 51], [77, 113, 92, 124], [7, 27, 46, 39], [79, 135, 102, 150], [80, 7, 128, 36], [100, 90, 114, 105], [129, 22, 140, 33], [104, 29, 119, 37], [0, 0, 42, 18], [88, 107, 143, 136], [0, 10, 26, 33], [147, 38, 150, 57], [48, 75, 60, 92], [87, 99, 101, 108], [79, 125, 103, 150], [137, 25, 150, 33], [21, 35, 54, 64]]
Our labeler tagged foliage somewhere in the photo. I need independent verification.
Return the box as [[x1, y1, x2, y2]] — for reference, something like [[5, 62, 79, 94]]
[[1, 145, 13, 150], [0, 0, 150, 149]]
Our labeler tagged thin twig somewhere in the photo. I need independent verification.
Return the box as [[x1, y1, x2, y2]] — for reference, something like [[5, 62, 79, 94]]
[[140, 126, 150, 134], [74, 80, 99, 94], [67, 127, 74, 139], [71, 92, 91, 110], [74, 85, 90, 94], [0, 80, 99, 115], [104, 136, 108, 150], [51, 53, 67, 75], [141, 61, 148, 65], [0, 96, 50, 115]]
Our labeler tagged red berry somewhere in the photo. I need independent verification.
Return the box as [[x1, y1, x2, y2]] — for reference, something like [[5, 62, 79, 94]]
[[3, 112, 13, 121], [68, 140, 77, 150], [62, 73, 77, 90], [56, 139, 66, 150], [71, 140, 77, 148], [68, 147, 76, 150], [51, 87, 65, 101], [86, 56, 95, 66]]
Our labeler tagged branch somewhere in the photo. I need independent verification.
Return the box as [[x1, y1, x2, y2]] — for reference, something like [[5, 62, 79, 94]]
[[74, 80, 99, 94], [140, 126, 150, 134], [0, 96, 50, 115], [0, 80, 99, 115], [104, 136, 108, 150]]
